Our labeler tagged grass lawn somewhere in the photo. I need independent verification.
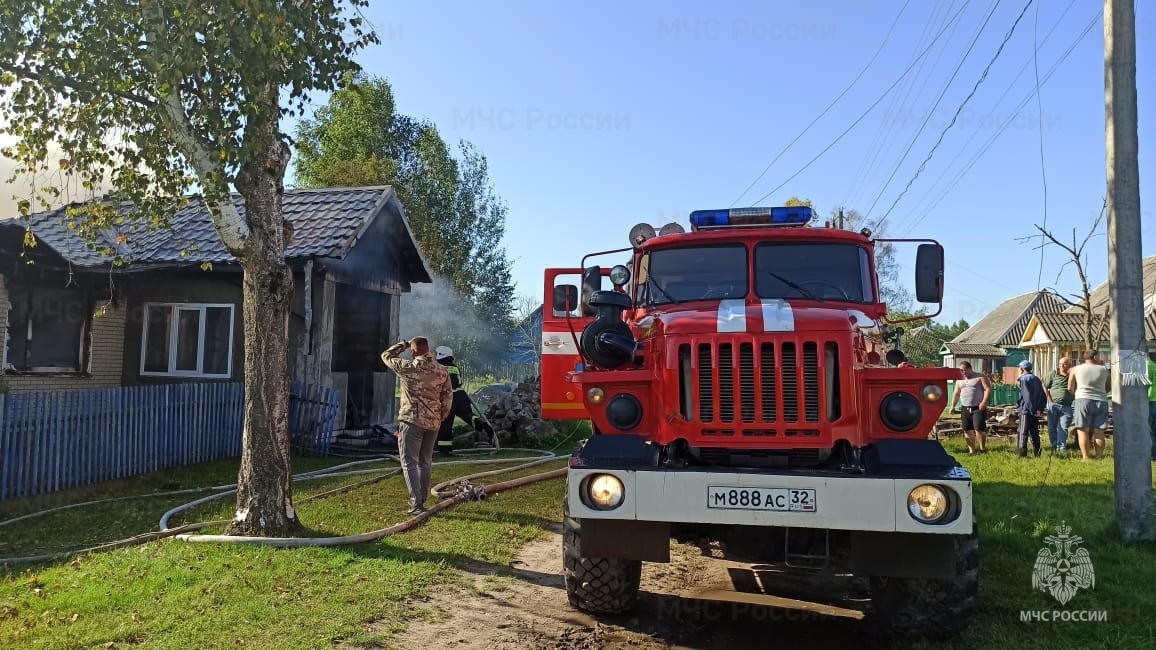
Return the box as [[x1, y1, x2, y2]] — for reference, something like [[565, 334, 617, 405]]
[[0, 451, 568, 649], [0, 434, 1153, 649]]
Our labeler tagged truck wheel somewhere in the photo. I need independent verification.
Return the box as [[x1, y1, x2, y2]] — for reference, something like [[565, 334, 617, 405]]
[[562, 500, 641, 613], [868, 525, 979, 640]]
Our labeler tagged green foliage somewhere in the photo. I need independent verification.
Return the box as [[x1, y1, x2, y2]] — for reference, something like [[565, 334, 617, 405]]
[[885, 308, 971, 367], [293, 75, 513, 314], [0, 1, 375, 240]]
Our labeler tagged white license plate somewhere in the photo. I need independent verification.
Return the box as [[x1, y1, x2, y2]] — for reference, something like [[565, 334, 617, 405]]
[[707, 486, 817, 512]]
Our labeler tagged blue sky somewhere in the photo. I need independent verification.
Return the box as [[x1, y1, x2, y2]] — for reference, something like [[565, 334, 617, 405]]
[[305, 0, 1154, 325]]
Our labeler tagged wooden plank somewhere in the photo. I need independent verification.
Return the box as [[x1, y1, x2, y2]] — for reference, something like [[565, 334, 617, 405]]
[[14, 394, 29, 499], [0, 395, 11, 501], [8, 395, 21, 499], [32, 392, 46, 497], [111, 387, 120, 482], [195, 383, 206, 464], [70, 389, 81, 490], [0, 395, 8, 501]]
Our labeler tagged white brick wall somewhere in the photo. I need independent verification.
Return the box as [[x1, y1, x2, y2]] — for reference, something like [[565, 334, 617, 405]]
[[0, 275, 127, 393]]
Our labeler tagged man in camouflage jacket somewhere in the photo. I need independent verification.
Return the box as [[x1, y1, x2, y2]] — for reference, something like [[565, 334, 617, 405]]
[[381, 336, 453, 514]]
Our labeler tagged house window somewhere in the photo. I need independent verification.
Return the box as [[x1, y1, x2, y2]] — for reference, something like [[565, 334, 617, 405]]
[[4, 288, 90, 372], [140, 303, 235, 378]]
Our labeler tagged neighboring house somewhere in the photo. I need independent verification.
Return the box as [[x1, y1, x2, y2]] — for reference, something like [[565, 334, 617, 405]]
[[1019, 313, 1113, 377], [0, 186, 431, 429], [940, 290, 1066, 377], [507, 304, 543, 375], [1018, 254, 1156, 377]]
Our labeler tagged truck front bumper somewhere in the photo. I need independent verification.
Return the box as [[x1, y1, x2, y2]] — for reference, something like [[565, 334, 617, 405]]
[[567, 465, 973, 536]]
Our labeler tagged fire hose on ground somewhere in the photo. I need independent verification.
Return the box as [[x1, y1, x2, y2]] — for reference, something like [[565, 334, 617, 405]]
[[0, 448, 569, 564]]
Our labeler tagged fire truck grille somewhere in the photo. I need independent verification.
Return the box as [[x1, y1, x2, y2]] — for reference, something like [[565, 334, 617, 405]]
[[687, 340, 833, 427]]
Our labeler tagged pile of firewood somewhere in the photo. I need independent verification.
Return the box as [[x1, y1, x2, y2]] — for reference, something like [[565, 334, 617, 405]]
[[480, 378, 557, 443]]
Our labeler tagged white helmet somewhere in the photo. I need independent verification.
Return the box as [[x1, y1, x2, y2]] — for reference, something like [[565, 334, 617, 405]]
[[435, 345, 454, 360]]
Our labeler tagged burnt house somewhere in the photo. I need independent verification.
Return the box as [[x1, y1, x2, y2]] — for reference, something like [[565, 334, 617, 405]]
[[0, 186, 431, 428]]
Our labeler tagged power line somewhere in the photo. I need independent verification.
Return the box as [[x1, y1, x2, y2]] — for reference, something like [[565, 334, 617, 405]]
[[1032, 0, 1049, 290], [841, 1, 956, 208], [729, 0, 913, 207], [849, 2, 970, 209], [901, 0, 1079, 223], [863, 0, 1004, 219], [874, 0, 1036, 231], [902, 11, 1099, 233], [745, 2, 971, 207]]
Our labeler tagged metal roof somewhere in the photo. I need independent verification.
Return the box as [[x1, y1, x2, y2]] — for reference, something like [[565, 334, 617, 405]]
[[1029, 312, 1110, 344], [948, 290, 1065, 348], [941, 342, 1008, 358], [0, 186, 431, 283]]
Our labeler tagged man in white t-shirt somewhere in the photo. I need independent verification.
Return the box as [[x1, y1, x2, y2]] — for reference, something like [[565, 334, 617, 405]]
[[1068, 350, 1111, 461]]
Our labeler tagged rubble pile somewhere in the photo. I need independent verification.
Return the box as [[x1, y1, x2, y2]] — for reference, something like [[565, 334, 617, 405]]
[[479, 378, 556, 444]]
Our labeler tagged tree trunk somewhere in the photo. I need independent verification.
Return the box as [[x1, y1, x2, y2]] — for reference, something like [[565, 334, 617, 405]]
[[226, 255, 300, 536], [225, 97, 302, 537]]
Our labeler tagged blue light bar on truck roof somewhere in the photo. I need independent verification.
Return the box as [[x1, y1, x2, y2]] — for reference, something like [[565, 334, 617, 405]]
[[688, 206, 814, 230]]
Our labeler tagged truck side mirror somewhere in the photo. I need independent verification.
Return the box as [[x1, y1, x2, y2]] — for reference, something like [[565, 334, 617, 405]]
[[553, 285, 579, 315], [914, 243, 944, 303]]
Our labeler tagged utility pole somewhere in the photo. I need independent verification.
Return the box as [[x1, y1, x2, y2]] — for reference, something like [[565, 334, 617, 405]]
[[1104, 0, 1152, 542], [837, 207, 845, 230]]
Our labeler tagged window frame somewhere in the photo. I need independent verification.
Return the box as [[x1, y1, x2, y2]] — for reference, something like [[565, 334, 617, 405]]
[[3, 287, 91, 374], [753, 241, 877, 304], [139, 302, 235, 379], [638, 244, 750, 306]]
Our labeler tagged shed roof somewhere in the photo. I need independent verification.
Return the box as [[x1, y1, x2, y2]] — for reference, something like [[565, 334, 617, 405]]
[[941, 342, 1008, 358], [0, 186, 431, 283], [949, 290, 1065, 348]]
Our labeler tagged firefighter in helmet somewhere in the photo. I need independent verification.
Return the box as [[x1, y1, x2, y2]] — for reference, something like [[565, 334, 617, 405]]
[[435, 346, 496, 455]]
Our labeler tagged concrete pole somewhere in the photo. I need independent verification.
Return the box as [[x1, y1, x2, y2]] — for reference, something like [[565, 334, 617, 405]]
[[1104, 0, 1152, 541]]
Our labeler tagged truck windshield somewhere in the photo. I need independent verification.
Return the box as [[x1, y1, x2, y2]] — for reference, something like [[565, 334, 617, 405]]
[[754, 242, 874, 303], [641, 244, 747, 305]]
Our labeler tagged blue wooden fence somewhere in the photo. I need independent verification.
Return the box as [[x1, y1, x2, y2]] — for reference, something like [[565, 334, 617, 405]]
[[288, 380, 340, 456], [0, 381, 340, 501]]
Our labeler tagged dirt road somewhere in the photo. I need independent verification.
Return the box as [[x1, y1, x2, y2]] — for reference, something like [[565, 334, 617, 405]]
[[391, 526, 874, 649]]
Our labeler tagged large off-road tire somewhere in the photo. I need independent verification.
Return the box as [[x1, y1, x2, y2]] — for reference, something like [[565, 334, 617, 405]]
[[868, 525, 979, 641], [562, 500, 642, 613]]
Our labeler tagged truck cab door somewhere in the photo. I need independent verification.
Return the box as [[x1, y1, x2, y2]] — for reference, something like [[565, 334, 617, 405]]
[[540, 267, 609, 419]]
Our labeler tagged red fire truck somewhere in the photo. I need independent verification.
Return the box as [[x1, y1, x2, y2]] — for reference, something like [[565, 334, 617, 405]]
[[541, 206, 976, 639]]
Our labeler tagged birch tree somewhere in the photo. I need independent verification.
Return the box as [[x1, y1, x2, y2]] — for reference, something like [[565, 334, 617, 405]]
[[0, 1, 375, 536]]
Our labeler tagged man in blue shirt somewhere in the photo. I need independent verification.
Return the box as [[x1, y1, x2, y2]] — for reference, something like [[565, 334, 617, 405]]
[[1016, 360, 1048, 458]]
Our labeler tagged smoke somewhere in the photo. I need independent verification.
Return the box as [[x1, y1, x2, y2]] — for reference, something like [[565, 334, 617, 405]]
[[398, 276, 513, 381]]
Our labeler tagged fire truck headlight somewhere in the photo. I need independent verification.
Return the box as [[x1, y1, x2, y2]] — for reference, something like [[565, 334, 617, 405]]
[[585, 474, 625, 510], [587, 387, 605, 404], [606, 394, 643, 430], [880, 392, 922, 432], [907, 484, 950, 523], [921, 384, 944, 402], [609, 265, 631, 287]]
